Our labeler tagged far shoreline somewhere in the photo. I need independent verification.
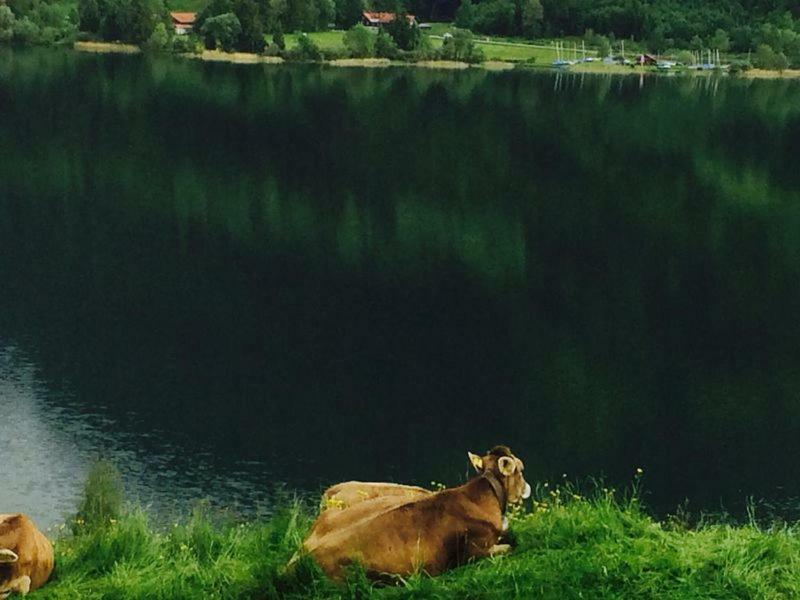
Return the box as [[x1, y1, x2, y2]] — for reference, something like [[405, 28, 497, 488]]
[[72, 41, 800, 79]]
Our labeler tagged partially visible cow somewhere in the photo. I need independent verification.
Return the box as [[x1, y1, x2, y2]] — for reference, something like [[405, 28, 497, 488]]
[[0, 514, 54, 598], [321, 481, 431, 511], [299, 445, 531, 581]]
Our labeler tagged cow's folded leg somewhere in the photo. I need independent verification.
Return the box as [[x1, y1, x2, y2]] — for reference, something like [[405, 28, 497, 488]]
[[488, 544, 511, 556], [7, 576, 31, 595]]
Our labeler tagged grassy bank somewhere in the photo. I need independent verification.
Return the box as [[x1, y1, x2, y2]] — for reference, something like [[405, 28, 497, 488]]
[[29, 476, 800, 599]]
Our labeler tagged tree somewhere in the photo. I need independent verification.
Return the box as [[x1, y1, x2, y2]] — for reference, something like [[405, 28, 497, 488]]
[[676, 49, 694, 65], [775, 51, 789, 71], [710, 28, 729, 52], [316, 0, 335, 28], [343, 22, 373, 56], [294, 31, 320, 58], [0, 5, 15, 42], [473, 0, 515, 36], [597, 35, 611, 58], [234, 0, 266, 52], [126, 0, 160, 43], [334, 0, 363, 29], [440, 26, 483, 61], [201, 12, 242, 50], [454, 0, 475, 29], [196, 0, 233, 32], [521, 0, 543, 38], [13, 16, 40, 43], [272, 20, 285, 47], [646, 24, 667, 53], [374, 27, 397, 57], [689, 34, 703, 52], [78, 0, 102, 33], [144, 20, 169, 49], [385, 7, 420, 50], [264, 0, 287, 31], [754, 43, 788, 70]]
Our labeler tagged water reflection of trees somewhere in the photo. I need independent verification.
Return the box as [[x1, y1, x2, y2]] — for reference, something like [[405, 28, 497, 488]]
[[2, 50, 800, 514]]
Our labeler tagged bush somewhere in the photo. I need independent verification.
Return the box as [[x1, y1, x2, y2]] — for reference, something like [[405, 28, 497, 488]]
[[409, 30, 436, 60], [343, 22, 373, 57], [596, 35, 611, 58], [0, 5, 16, 42], [676, 50, 695, 65], [294, 32, 321, 60], [201, 12, 242, 51], [756, 43, 789, 71], [12, 16, 40, 44], [171, 33, 201, 53], [728, 59, 751, 75], [262, 42, 282, 55], [374, 27, 398, 58], [39, 25, 62, 44], [74, 461, 124, 533], [440, 27, 483, 62], [143, 20, 169, 50]]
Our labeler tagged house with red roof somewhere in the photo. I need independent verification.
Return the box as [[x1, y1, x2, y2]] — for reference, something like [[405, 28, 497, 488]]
[[171, 12, 197, 35], [361, 11, 417, 27]]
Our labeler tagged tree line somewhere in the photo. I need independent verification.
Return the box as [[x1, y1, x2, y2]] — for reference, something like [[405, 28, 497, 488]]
[[2, 0, 799, 68]]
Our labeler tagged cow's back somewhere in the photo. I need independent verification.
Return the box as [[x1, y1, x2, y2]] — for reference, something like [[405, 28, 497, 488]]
[[322, 482, 431, 510], [307, 493, 421, 548]]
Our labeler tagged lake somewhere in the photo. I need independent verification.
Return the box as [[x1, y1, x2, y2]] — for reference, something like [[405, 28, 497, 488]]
[[2, 49, 800, 529]]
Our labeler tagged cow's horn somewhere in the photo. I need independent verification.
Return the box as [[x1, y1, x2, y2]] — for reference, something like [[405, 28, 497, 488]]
[[498, 456, 516, 476], [0, 549, 18, 563]]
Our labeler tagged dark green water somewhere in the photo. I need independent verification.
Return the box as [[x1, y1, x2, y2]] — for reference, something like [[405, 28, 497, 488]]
[[2, 49, 800, 526]]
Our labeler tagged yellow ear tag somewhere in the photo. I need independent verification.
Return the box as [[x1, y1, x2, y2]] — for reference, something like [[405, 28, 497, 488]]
[[468, 452, 484, 471]]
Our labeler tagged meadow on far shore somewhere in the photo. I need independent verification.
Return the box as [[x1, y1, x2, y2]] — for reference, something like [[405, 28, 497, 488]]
[[72, 37, 800, 79]]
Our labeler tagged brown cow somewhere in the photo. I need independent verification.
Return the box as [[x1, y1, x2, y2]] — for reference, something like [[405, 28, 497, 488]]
[[0, 514, 54, 598], [300, 445, 531, 581]]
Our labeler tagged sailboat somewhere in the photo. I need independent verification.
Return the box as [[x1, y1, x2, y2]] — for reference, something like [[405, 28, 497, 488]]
[[552, 42, 571, 68]]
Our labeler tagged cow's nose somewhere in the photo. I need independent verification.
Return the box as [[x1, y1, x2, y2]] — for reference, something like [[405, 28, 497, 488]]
[[522, 483, 531, 499]]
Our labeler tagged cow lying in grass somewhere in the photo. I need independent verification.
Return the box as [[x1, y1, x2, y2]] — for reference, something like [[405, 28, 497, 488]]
[[0, 514, 54, 598], [300, 445, 531, 580]]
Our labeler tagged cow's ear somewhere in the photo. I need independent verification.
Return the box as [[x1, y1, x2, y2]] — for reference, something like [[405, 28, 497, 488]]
[[498, 456, 516, 476], [0, 549, 18, 563], [468, 452, 484, 472]]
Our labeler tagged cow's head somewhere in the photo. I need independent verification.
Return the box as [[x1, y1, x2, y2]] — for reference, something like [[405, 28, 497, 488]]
[[0, 549, 18, 599], [468, 446, 531, 505]]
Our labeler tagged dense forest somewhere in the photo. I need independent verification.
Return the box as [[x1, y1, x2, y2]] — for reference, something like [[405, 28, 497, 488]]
[[0, 0, 799, 63]]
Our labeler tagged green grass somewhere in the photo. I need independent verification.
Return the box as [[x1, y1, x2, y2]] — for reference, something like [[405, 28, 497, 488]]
[[284, 31, 348, 51], [29, 469, 800, 599], [475, 42, 561, 63]]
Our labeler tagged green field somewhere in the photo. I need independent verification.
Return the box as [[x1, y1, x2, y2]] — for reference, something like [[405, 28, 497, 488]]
[[281, 29, 584, 63], [284, 31, 349, 51], [29, 467, 800, 599]]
